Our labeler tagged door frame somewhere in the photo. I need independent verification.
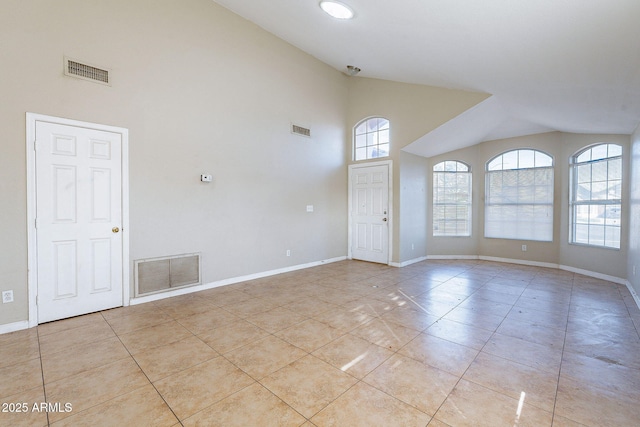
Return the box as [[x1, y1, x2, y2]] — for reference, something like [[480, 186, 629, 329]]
[[347, 160, 393, 264], [26, 113, 130, 327]]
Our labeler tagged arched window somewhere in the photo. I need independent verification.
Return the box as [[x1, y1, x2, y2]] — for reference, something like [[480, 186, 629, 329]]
[[353, 117, 389, 161], [485, 149, 554, 241], [570, 143, 622, 249], [433, 160, 471, 236]]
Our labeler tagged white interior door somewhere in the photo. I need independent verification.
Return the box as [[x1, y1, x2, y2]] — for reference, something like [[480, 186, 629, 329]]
[[350, 163, 390, 264], [35, 121, 123, 323]]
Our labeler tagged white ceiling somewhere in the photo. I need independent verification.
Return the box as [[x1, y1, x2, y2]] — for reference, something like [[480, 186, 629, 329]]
[[213, 0, 640, 157]]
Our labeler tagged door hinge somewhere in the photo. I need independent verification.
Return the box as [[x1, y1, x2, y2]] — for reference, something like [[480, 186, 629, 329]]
[[34, 140, 39, 151], [35, 218, 39, 229], [36, 295, 38, 305]]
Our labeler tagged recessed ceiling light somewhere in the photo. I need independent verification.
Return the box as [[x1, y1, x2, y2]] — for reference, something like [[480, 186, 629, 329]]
[[319, 1, 354, 20]]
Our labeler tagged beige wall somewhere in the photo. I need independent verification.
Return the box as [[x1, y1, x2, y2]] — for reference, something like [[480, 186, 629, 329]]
[[627, 125, 640, 294], [426, 131, 631, 279], [398, 151, 429, 263], [0, 0, 349, 327]]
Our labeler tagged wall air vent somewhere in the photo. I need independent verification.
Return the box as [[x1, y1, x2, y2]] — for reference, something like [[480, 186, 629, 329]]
[[64, 57, 111, 85], [291, 124, 311, 138]]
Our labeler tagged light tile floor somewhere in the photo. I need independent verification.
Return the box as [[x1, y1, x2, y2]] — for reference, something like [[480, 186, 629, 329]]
[[2, 260, 640, 426]]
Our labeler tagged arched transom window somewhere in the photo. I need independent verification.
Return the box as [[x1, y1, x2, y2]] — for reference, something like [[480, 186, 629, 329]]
[[353, 117, 389, 161]]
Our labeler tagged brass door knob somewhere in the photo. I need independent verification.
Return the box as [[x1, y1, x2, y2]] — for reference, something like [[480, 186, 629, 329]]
[[112, 227, 120, 233]]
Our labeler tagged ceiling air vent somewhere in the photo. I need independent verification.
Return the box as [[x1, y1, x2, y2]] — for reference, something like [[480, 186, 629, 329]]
[[64, 57, 111, 85], [291, 124, 311, 138]]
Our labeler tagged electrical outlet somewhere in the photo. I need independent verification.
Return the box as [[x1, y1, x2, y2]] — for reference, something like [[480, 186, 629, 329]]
[[286, 250, 291, 257], [521, 245, 527, 252], [2, 290, 14, 304]]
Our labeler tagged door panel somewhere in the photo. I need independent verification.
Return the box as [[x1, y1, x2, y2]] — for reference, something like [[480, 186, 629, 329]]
[[350, 164, 389, 264], [36, 121, 123, 323]]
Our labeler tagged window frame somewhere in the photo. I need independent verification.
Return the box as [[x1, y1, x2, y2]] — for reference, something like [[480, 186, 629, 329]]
[[432, 160, 472, 237], [569, 143, 622, 250], [484, 148, 554, 242], [353, 117, 390, 161]]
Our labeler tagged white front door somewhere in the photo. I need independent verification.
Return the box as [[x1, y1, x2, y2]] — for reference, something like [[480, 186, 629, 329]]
[[350, 163, 390, 264], [35, 121, 124, 323]]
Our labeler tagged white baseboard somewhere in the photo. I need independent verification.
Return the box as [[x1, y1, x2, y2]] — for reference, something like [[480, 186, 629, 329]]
[[426, 254, 628, 286], [427, 255, 479, 260], [558, 264, 626, 285], [130, 256, 347, 305], [0, 320, 29, 335], [390, 256, 428, 268], [478, 256, 559, 269], [625, 281, 640, 310]]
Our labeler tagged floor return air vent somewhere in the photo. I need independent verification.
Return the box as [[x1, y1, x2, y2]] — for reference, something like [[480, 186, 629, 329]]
[[134, 253, 201, 296]]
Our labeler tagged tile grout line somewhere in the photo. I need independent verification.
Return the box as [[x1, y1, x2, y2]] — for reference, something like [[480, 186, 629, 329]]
[[35, 326, 51, 427], [101, 310, 186, 427], [549, 271, 576, 427]]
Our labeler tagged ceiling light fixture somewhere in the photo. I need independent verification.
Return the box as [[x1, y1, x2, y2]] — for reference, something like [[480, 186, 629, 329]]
[[319, 1, 354, 20]]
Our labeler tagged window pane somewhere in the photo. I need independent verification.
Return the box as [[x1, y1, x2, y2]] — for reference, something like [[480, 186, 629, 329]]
[[591, 145, 608, 161], [605, 205, 621, 226], [434, 162, 445, 172], [366, 132, 377, 147], [519, 150, 535, 169], [355, 147, 366, 161], [577, 164, 591, 184], [591, 181, 607, 200], [355, 122, 367, 135], [575, 205, 591, 224], [355, 134, 366, 148], [608, 158, 621, 180], [576, 182, 591, 202], [378, 118, 389, 130], [574, 224, 589, 244], [379, 129, 390, 144], [535, 151, 553, 167], [605, 225, 621, 248], [376, 143, 389, 158], [592, 161, 607, 183], [588, 224, 605, 246], [503, 151, 518, 170], [608, 144, 622, 157], [488, 157, 503, 171], [608, 180, 621, 200], [576, 150, 591, 163]]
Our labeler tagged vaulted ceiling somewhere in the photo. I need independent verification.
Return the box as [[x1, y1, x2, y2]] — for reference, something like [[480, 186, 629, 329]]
[[213, 0, 640, 156]]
